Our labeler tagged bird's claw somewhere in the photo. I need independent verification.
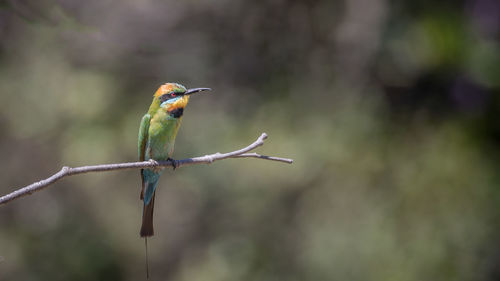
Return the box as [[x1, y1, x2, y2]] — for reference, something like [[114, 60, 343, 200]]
[[167, 157, 177, 170]]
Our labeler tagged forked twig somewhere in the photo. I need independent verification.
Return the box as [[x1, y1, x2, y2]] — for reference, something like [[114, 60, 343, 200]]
[[0, 133, 292, 205]]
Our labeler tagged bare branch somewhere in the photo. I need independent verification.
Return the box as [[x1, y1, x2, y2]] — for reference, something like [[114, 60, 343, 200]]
[[0, 133, 293, 205]]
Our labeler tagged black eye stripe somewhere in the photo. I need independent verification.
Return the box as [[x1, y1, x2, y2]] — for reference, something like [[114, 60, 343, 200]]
[[159, 93, 172, 102], [159, 91, 184, 103]]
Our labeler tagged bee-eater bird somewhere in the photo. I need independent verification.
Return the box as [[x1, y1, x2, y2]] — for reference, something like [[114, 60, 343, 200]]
[[138, 83, 210, 237]]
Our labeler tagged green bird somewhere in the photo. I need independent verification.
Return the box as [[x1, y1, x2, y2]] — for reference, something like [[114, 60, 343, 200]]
[[138, 82, 210, 237]]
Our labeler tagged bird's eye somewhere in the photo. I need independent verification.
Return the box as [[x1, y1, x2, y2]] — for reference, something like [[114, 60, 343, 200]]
[[160, 92, 180, 103]]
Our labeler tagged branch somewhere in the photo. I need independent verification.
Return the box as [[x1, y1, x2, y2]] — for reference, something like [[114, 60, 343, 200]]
[[0, 133, 292, 205]]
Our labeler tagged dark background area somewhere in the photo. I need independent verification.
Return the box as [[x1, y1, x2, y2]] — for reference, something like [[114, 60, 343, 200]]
[[1, 0, 500, 280]]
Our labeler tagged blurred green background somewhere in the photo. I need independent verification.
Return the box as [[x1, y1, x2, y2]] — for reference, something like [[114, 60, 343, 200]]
[[1, 0, 500, 280]]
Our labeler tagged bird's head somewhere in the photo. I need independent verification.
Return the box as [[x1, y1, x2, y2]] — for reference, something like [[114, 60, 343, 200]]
[[151, 83, 210, 117]]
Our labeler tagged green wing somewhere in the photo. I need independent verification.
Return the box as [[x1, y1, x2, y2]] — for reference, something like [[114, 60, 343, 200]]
[[138, 113, 151, 199]]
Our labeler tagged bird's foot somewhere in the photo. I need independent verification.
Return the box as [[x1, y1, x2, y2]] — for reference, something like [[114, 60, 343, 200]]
[[167, 157, 177, 170]]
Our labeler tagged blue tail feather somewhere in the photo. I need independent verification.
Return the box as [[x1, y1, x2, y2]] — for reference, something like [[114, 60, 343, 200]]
[[143, 169, 161, 206], [141, 169, 162, 237]]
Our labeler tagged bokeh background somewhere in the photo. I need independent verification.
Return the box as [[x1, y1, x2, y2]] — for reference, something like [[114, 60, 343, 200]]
[[1, 0, 500, 280]]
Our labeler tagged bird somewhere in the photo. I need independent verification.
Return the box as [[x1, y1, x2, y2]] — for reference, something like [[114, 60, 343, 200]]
[[138, 83, 210, 237]]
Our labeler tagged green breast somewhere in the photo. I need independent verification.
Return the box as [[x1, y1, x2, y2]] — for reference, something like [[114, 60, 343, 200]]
[[147, 109, 183, 160]]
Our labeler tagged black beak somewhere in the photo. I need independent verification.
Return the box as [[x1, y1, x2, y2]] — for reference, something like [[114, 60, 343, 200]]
[[184, 87, 211, 96]]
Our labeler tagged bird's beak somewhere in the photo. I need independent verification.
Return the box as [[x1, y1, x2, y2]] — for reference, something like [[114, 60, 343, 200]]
[[184, 87, 211, 96]]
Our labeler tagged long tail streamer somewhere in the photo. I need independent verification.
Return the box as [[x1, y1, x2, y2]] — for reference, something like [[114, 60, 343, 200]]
[[145, 237, 150, 279]]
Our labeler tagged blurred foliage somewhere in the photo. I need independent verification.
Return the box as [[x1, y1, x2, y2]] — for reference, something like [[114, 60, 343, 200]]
[[1, 0, 500, 280]]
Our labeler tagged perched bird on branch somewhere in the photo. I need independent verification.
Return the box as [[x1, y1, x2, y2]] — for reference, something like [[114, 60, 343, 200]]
[[138, 83, 210, 237]]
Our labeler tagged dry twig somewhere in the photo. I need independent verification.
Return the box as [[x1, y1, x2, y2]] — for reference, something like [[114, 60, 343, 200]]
[[0, 133, 292, 205]]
